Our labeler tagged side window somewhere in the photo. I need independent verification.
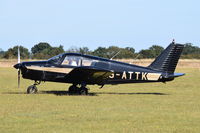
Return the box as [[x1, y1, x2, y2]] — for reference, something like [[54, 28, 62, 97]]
[[82, 59, 93, 66], [82, 58, 99, 66], [62, 56, 81, 66], [81, 57, 110, 69]]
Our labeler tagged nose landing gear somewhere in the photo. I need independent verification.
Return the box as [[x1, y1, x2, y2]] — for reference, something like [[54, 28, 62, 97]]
[[27, 81, 41, 94]]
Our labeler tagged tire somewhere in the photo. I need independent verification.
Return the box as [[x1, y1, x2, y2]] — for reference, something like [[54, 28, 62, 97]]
[[68, 85, 76, 94], [79, 87, 88, 95], [27, 85, 38, 94]]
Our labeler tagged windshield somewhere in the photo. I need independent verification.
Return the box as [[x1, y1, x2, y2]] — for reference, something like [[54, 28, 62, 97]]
[[48, 53, 64, 64]]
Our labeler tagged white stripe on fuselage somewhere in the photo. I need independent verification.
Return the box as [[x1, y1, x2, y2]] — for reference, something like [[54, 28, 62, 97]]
[[146, 73, 161, 80], [26, 66, 73, 74]]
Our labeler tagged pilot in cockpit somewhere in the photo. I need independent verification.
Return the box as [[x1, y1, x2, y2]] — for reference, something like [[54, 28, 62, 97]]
[[68, 58, 78, 66]]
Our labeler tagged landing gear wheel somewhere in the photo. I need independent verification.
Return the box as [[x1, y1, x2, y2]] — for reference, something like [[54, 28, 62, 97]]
[[68, 84, 88, 95], [68, 85, 76, 94], [79, 87, 88, 95], [27, 85, 38, 94]]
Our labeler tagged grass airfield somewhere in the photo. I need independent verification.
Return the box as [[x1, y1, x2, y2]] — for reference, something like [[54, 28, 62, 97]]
[[0, 67, 200, 133]]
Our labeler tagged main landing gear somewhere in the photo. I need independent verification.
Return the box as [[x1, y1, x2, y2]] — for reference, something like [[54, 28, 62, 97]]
[[27, 81, 41, 94], [68, 83, 89, 95]]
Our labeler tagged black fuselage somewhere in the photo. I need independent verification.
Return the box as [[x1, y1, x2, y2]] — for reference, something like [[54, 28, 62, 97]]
[[14, 53, 174, 86]]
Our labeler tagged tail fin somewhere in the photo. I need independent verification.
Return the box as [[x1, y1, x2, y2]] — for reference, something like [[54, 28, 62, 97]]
[[148, 42, 184, 73]]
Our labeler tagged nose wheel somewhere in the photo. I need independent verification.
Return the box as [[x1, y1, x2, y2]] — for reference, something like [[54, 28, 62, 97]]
[[27, 85, 38, 94], [27, 81, 41, 94]]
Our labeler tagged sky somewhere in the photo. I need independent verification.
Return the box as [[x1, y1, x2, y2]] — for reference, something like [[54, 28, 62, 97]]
[[0, 0, 200, 52]]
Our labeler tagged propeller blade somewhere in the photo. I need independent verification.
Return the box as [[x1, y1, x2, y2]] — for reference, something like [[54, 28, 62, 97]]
[[18, 46, 20, 63], [18, 69, 20, 88]]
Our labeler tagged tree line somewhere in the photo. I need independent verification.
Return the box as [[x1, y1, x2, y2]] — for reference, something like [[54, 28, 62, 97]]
[[0, 42, 200, 59]]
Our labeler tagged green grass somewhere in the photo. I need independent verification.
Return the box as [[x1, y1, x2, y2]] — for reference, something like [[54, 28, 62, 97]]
[[0, 67, 200, 133]]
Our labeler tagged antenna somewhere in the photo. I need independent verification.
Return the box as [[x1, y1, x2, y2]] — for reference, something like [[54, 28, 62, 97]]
[[110, 50, 121, 60], [172, 39, 175, 44], [134, 54, 140, 59]]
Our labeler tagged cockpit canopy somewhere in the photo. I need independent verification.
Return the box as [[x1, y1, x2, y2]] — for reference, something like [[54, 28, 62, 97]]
[[48, 53, 110, 68]]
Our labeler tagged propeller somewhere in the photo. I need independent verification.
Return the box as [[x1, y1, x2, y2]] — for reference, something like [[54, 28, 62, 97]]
[[17, 46, 21, 88], [18, 69, 20, 88]]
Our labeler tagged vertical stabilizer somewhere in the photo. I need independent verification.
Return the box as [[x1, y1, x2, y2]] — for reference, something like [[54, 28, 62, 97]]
[[148, 42, 184, 73]]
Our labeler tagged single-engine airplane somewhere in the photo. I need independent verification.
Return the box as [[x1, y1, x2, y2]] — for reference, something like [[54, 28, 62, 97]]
[[14, 41, 185, 95]]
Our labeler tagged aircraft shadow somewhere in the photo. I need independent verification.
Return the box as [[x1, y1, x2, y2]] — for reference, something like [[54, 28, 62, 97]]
[[3, 91, 168, 96], [40, 91, 97, 96], [2, 91, 97, 96]]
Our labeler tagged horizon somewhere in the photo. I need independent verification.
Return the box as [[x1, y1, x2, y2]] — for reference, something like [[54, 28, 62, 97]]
[[0, 41, 197, 53]]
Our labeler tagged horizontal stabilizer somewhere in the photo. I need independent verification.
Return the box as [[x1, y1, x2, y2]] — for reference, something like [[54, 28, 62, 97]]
[[163, 73, 185, 78]]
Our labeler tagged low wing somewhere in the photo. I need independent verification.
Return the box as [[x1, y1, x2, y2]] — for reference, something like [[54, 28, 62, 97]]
[[66, 66, 113, 85]]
